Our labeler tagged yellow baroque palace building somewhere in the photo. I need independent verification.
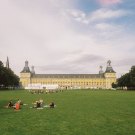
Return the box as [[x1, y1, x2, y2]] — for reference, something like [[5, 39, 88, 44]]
[[20, 60, 116, 89]]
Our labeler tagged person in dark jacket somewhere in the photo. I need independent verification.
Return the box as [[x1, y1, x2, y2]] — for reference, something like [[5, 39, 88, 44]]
[[49, 102, 55, 108]]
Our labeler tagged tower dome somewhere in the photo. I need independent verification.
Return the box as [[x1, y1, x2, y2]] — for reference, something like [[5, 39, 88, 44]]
[[31, 66, 35, 74], [21, 60, 30, 73], [105, 60, 115, 73], [99, 66, 104, 74]]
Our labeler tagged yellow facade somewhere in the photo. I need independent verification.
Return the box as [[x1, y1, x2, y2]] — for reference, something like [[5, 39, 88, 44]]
[[20, 60, 116, 89]]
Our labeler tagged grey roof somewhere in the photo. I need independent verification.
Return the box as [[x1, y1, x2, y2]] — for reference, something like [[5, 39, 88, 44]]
[[32, 74, 105, 78], [105, 66, 116, 73], [21, 67, 31, 73], [21, 60, 31, 73]]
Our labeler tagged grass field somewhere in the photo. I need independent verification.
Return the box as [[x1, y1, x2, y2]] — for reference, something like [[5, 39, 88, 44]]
[[0, 89, 135, 135]]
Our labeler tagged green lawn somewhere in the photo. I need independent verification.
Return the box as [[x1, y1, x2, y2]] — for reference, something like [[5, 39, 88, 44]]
[[0, 89, 135, 135]]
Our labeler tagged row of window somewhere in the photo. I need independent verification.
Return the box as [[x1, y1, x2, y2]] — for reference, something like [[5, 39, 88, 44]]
[[31, 80, 106, 84], [30, 82, 107, 85]]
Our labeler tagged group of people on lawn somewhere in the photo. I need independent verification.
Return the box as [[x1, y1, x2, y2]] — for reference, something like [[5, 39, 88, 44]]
[[32, 99, 55, 109], [6, 99, 22, 110], [6, 98, 55, 110]]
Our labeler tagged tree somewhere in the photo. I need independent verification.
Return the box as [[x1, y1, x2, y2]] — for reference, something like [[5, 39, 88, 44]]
[[117, 66, 135, 90], [0, 60, 19, 88], [0, 61, 5, 86], [129, 66, 135, 88]]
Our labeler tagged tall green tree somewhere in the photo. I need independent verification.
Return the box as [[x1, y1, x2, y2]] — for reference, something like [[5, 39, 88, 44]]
[[117, 66, 135, 90], [0, 60, 19, 88], [129, 66, 135, 88], [0, 61, 5, 86]]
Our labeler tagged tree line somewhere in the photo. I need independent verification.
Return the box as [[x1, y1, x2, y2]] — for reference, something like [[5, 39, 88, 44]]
[[112, 66, 135, 90], [0, 61, 19, 89]]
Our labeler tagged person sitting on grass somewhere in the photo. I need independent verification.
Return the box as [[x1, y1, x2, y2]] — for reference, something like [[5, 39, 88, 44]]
[[36, 101, 41, 108], [14, 101, 21, 110], [32, 100, 41, 108], [6, 100, 14, 108], [49, 102, 55, 108], [39, 98, 44, 107], [17, 99, 23, 105]]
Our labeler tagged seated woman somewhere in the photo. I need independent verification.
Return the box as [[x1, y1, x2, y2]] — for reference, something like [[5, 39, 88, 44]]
[[14, 102, 21, 110], [49, 102, 55, 108]]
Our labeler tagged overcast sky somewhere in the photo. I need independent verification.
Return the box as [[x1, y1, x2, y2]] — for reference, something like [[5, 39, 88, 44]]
[[0, 0, 135, 77]]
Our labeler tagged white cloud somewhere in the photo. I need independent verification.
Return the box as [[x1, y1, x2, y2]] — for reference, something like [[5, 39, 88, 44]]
[[65, 8, 129, 25], [0, 0, 134, 77], [95, 23, 119, 30], [89, 8, 129, 22]]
